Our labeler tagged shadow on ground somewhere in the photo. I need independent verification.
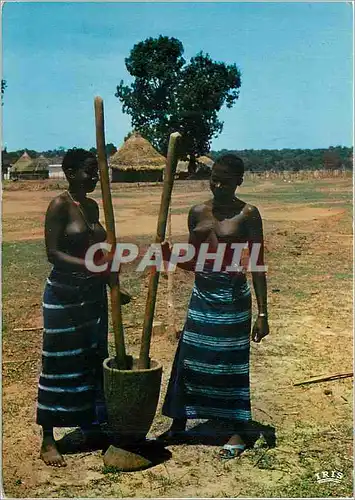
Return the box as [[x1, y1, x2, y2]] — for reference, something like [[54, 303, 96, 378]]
[[56, 428, 172, 468], [156, 419, 276, 450]]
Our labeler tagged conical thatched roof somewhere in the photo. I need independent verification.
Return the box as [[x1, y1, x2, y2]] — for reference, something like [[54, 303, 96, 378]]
[[12, 152, 49, 173], [197, 155, 214, 168], [11, 152, 33, 172], [32, 154, 50, 170], [109, 132, 165, 171], [176, 156, 213, 175]]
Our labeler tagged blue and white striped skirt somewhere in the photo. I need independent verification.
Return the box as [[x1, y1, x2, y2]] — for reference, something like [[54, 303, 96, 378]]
[[36, 268, 108, 428], [162, 271, 252, 422]]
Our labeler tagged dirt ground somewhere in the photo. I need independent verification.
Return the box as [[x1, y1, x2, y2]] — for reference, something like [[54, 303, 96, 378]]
[[2, 181, 346, 242], [2, 178, 353, 498]]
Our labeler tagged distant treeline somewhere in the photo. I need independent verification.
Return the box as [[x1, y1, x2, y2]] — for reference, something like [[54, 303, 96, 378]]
[[3, 145, 353, 172], [2, 144, 117, 166], [209, 146, 353, 172]]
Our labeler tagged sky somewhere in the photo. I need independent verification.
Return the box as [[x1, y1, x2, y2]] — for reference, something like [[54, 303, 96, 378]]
[[1, 1, 353, 152]]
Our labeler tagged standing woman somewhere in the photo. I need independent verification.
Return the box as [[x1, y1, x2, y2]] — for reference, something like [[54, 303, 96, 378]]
[[161, 154, 269, 459], [37, 149, 130, 467]]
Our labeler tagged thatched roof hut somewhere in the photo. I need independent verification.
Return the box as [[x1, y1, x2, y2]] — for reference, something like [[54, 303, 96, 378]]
[[32, 154, 50, 170], [194, 155, 213, 178], [176, 155, 214, 180], [11, 152, 49, 180], [109, 132, 166, 182], [11, 151, 33, 171], [197, 155, 214, 169]]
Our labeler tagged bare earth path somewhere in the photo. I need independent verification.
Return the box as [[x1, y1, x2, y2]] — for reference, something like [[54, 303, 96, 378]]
[[2, 178, 353, 497]]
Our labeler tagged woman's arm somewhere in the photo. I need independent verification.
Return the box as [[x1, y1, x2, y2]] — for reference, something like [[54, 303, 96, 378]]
[[247, 205, 269, 342]]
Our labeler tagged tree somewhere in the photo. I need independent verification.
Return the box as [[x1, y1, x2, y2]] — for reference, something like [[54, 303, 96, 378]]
[[1, 79, 6, 105], [106, 143, 117, 157], [89, 143, 116, 157], [115, 36, 241, 164], [323, 149, 342, 170]]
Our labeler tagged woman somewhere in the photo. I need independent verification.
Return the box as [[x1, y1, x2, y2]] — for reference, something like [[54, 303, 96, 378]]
[[161, 153, 269, 459], [37, 148, 130, 467]]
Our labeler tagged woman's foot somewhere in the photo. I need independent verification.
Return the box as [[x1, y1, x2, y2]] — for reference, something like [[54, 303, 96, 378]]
[[219, 433, 246, 460], [40, 435, 66, 467]]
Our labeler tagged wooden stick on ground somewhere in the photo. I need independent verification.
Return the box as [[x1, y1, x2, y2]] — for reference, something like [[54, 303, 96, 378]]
[[94, 96, 127, 370], [13, 327, 42, 332], [138, 132, 181, 369], [293, 372, 353, 386]]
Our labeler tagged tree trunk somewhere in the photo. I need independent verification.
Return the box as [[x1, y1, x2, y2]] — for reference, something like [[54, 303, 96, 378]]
[[188, 156, 197, 175]]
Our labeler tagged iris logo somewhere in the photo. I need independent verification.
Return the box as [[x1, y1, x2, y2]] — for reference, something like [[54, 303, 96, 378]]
[[314, 470, 344, 484]]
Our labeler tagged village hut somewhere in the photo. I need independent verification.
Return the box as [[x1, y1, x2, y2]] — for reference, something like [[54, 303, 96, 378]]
[[176, 160, 190, 180], [109, 132, 166, 182], [197, 155, 214, 170], [11, 152, 49, 180], [176, 155, 214, 180], [194, 155, 214, 178], [48, 156, 65, 179]]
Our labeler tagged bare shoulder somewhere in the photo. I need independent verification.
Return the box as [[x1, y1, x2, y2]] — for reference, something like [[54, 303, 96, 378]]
[[243, 203, 261, 218], [188, 202, 209, 232], [189, 202, 209, 216], [47, 192, 69, 213]]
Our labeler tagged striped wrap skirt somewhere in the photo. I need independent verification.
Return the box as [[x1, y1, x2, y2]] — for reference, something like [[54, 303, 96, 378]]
[[162, 271, 252, 422], [36, 268, 108, 428]]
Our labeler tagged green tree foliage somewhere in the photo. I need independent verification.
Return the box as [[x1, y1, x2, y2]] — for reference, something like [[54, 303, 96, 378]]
[[106, 143, 117, 156], [115, 36, 241, 161], [4, 145, 352, 172], [89, 143, 117, 157], [1, 79, 7, 105], [210, 146, 353, 171]]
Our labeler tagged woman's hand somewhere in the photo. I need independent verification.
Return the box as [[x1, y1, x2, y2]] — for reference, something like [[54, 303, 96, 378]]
[[95, 251, 115, 267], [93, 251, 115, 282], [252, 316, 269, 343], [161, 241, 172, 262]]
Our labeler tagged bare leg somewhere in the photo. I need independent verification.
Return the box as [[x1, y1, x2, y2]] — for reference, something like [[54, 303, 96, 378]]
[[40, 428, 66, 467]]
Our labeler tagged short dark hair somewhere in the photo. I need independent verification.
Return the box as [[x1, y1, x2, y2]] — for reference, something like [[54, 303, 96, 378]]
[[62, 148, 96, 172], [214, 153, 244, 176]]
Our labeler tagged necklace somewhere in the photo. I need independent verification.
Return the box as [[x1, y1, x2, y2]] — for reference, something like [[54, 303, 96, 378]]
[[66, 189, 80, 205], [66, 190, 95, 232]]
